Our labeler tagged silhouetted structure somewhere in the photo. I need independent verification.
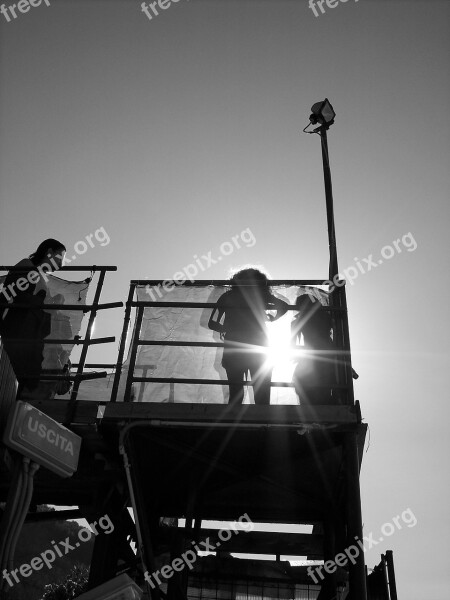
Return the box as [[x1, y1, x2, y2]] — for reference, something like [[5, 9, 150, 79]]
[[0, 272, 391, 600]]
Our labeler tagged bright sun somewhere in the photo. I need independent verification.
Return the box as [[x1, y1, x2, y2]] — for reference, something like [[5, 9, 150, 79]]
[[265, 317, 298, 383]]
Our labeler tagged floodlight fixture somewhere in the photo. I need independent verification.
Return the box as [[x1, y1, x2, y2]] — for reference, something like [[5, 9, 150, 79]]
[[309, 98, 336, 129]]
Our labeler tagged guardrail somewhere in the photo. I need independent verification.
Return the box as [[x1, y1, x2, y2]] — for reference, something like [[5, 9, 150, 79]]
[[111, 279, 355, 405], [0, 266, 122, 422]]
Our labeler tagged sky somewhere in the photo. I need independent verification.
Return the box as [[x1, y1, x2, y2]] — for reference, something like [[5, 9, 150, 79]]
[[1, 0, 449, 597]]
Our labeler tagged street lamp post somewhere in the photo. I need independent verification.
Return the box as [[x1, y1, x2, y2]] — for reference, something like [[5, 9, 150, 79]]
[[307, 98, 338, 283], [304, 99, 367, 600], [319, 126, 338, 284]]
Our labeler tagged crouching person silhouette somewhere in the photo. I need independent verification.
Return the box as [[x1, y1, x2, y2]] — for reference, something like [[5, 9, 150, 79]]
[[291, 293, 335, 405], [208, 268, 288, 406]]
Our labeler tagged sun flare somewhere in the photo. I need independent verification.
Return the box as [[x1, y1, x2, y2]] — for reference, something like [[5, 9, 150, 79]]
[[265, 317, 298, 382]]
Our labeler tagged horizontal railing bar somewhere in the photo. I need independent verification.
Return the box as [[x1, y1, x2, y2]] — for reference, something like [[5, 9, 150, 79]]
[[0, 302, 123, 311], [0, 266, 117, 272], [131, 377, 350, 388], [88, 302, 123, 310], [21, 371, 106, 381], [2, 336, 116, 345], [73, 336, 116, 345], [131, 280, 332, 286], [59, 266, 117, 272], [140, 340, 223, 347], [71, 363, 117, 368], [129, 301, 346, 310], [136, 341, 350, 354]]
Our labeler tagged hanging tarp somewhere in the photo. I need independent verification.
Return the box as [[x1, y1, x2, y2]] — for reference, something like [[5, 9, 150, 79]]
[[121, 284, 330, 405], [0, 273, 89, 399]]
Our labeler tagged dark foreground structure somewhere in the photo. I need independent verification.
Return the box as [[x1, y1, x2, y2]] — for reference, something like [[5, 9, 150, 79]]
[[0, 268, 398, 600]]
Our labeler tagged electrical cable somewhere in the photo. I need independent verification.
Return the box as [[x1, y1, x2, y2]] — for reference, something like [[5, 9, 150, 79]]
[[77, 273, 92, 301], [7, 460, 39, 571], [2, 457, 30, 574], [0, 455, 25, 590], [0, 455, 23, 565]]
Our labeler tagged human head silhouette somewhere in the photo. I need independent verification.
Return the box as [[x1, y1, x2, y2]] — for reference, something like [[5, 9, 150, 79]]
[[230, 267, 269, 290], [29, 239, 66, 270]]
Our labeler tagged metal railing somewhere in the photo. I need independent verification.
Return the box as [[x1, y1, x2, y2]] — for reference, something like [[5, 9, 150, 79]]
[[0, 266, 122, 420], [111, 279, 355, 405]]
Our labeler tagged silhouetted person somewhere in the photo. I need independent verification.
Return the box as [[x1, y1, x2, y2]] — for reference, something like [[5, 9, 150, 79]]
[[0, 239, 66, 396], [208, 268, 288, 405], [291, 293, 334, 405]]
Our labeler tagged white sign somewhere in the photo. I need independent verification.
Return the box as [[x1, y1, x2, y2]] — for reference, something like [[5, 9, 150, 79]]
[[3, 401, 81, 477]]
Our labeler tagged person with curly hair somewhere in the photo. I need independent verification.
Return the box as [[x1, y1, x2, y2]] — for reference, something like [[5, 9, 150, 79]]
[[208, 267, 288, 405]]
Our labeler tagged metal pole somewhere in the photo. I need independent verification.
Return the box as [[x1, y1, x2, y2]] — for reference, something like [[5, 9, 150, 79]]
[[70, 269, 107, 403], [119, 437, 159, 600], [381, 554, 390, 600], [319, 127, 339, 283], [336, 284, 355, 406], [63, 269, 106, 425], [385, 550, 398, 600], [111, 283, 135, 403], [124, 305, 144, 402], [345, 431, 368, 600], [322, 518, 337, 598]]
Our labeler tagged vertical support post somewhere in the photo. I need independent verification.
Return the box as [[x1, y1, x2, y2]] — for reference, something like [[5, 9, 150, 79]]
[[381, 554, 390, 599], [345, 431, 367, 600], [336, 286, 355, 405], [121, 430, 160, 600], [321, 518, 337, 598], [70, 268, 106, 401], [180, 483, 197, 594], [111, 284, 135, 403], [85, 489, 135, 589], [63, 268, 106, 425], [167, 529, 187, 600], [385, 550, 398, 600], [124, 305, 144, 402]]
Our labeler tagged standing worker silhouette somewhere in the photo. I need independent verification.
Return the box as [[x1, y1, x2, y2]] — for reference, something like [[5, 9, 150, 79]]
[[0, 239, 66, 397], [208, 268, 288, 405], [291, 293, 334, 404]]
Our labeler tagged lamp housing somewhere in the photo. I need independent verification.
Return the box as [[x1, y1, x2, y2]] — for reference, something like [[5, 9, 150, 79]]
[[309, 98, 336, 128]]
